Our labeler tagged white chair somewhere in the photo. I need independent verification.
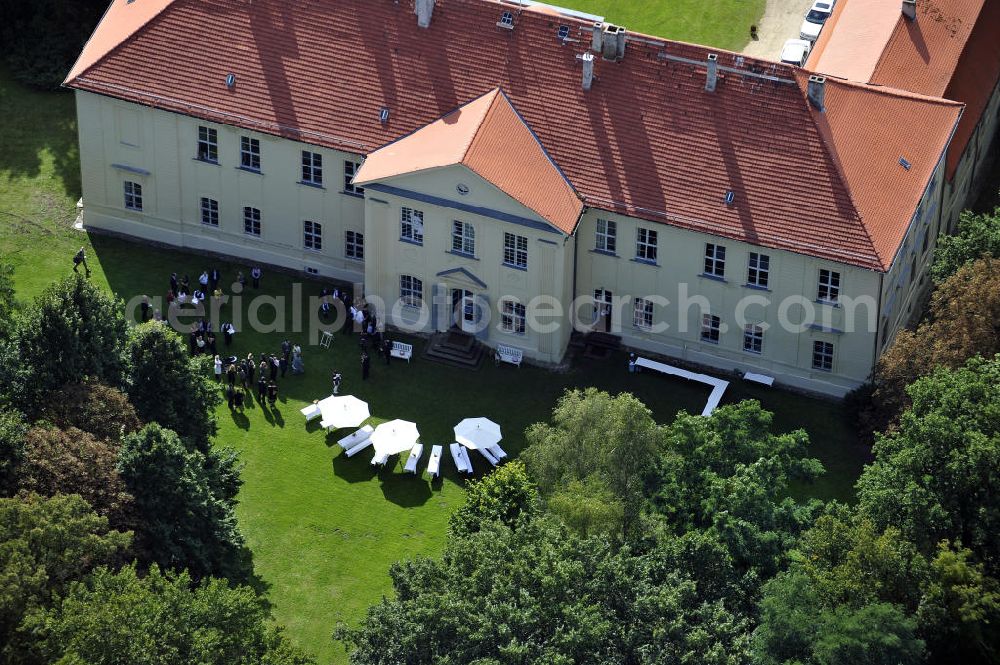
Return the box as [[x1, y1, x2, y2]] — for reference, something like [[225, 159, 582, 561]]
[[338, 425, 373, 449], [449, 443, 469, 474], [345, 437, 374, 458], [371, 451, 389, 467], [390, 341, 413, 362], [404, 444, 423, 474], [426, 445, 442, 478], [478, 447, 499, 467], [488, 444, 508, 460], [300, 403, 322, 422], [319, 331, 334, 348]]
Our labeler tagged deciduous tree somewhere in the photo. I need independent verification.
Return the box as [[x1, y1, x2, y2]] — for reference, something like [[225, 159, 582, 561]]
[[930, 206, 1000, 282], [39, 564, 313, 665], [41, 381, 141, 442], [117, 424, 244, 580], [125, 322, 219, 452], [0, 493, 129, 663]]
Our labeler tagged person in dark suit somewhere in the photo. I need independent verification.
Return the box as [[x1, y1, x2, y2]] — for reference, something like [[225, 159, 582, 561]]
[[209, 267, 221, 292], [257, 374, 268, 402], [267, 382, 278, 407], [140, 295, 150, 322], [332, 370, 342, 395], [233, 388, 245, 410], [382, 338, 392, 365], [246, 353, 255, 386], [251, 266, 262, 289], [269, 356, 279, 381], [170, 272, 179, 294], [226, 383, 235, 409], [279, 355, 288, 378], [281, 339, 292, 362], [361, 352, 370, 381], [227, 362, 237, 386]]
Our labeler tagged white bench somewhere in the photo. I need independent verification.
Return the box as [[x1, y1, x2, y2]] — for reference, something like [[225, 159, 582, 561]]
[[371, 451, 389, 467], [635, 357, 729, 417], [300, 403, 322, 422], [494, 344, 523, 367], [426, 445, 442, 479], [458, 446, 474, 474], [478, 447, 500, 467], [488, 444, 508, 460], [390, 341, 413, 362], [450, 443, 470, 474], [743, 372, 775, 386], [345, 437, 374, 458], [338, 425, 374, 450], [404, 444, 423, 474]]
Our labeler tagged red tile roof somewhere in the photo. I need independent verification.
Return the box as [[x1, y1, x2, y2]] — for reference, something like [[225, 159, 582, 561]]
[[354, 88, 584, 233], [808, 0, 1000, 181], [64, 0, 962, 271]]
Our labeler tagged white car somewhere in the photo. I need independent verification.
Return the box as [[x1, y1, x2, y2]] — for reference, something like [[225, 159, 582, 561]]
[[780, 39, 811, 66], [800, 0, 834, 42]]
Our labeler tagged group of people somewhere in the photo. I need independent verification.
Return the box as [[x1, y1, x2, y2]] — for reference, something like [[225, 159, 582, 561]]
[[217, 339, 302, 411]]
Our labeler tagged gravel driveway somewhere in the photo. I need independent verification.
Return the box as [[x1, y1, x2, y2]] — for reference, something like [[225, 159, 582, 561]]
[[742, 0, 817, 60]]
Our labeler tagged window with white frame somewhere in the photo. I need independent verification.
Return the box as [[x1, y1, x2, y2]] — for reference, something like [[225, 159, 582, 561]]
[[240, 136, 260, 171], [303, 220, 322, 251], [704, 243, 726, 277], [123, 181, 143, 211], [200, 197, 219, 226], [452, 221, 475, 256], [301, 150, 323, 185], [812, 340, 834, 371], [595, 218, 617, 253], [343, 160, 364, 195], [633, 297, 654, 330], [503, 232, 528, 269], [501, 299, 526, 335], [345, 230, 364, 260], [747, 252, 770, 288], [701, 314, 721, 343], [243, 206, 261, 236], [817, 269, 841, 302], [400, 207, 424, 244], [399, 275, 423, 307], [197, 126, 218, 162], [636, 227, 657, 262], [743, 324, 764, 354]]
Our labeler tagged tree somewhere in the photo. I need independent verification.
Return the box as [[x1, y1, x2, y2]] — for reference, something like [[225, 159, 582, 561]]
[[857, 356, 1000, 576], [38, 564, 313, 665], [0, 255, 15, 339], [19, 425, 135, 530], [337, 517, 751, 665], [448, 460, 537, 538], [8, 275, 127, 414], [930, 206, 1000, 283], [653, 401, 824, 584], [0, 409, 27, 496], [752, 571, 924, 665], [117, 424, 244, 580], [523, 388, 666, 537], [0, 493, 130, 663], [40, 381, 142, 442], [861, 257, 1000, 438], [125, 322, 219, 451]]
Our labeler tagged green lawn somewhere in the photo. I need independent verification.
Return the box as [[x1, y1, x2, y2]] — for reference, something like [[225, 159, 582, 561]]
[[563, 0, 766, 51], [1, 66, 867, 664]]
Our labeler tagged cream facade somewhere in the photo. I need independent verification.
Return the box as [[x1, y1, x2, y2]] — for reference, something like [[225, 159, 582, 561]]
[[75, 86, 949, 397], [76, 91, 368, 283]]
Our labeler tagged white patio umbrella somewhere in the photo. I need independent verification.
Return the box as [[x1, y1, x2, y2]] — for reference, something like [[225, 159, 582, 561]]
[[370, 419, 421, 458], [316, 395, 370, 430], [454, 417, 502, 450]]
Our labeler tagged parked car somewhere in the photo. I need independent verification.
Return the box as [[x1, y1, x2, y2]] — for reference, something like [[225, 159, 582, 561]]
[[780, 39, 811, 66], [800, 0, 834, 41]]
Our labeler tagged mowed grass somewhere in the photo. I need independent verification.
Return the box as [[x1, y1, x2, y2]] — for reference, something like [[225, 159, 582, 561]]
[[1, 67, 867, 663], [563, 0, 766, 51]]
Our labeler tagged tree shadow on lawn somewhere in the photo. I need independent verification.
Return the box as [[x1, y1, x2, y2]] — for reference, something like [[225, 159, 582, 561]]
[[378, 467, 433, 508]]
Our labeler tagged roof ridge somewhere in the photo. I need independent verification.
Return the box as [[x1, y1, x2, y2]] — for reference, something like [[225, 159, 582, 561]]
[[460, 88, 503, 163]]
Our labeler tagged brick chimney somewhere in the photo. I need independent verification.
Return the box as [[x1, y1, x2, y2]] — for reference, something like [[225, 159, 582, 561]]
[[581, 52, 595, 91], [807, 75, 826, 111], [705, 53, 719, 92]]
